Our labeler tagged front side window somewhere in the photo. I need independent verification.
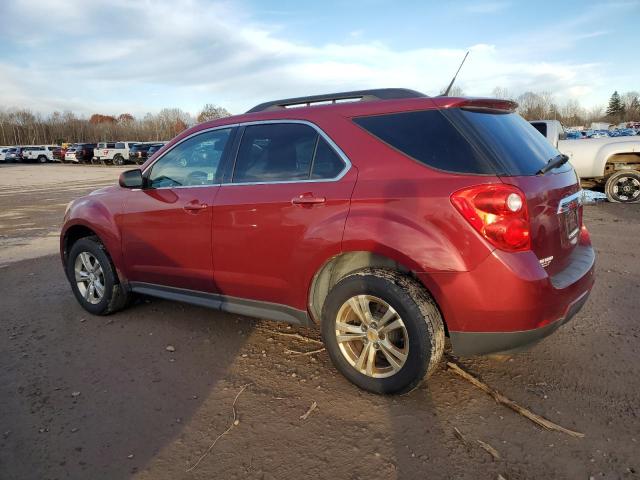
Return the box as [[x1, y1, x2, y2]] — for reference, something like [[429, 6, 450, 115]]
[[148, 128, 231, 188], [232, 123, 345, 183]]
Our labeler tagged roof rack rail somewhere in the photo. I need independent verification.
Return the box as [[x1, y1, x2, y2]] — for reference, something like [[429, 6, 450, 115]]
[[246, 88, 427, 113]]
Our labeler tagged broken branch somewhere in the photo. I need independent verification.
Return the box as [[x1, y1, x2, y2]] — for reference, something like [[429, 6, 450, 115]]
[[261, 329, 324, 345], [446, 361, 584, 438], [477, 439, 501, 460], [284, 347, 326, 356], [185, 383, 252, 472], [300, 401, 318, 420]]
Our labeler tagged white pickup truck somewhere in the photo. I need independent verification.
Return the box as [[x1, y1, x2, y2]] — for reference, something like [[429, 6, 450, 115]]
[[531, 120, 640, 203], [94, 141, 139, 165]]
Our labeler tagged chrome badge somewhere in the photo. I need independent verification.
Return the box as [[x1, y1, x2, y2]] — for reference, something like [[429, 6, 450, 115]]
[[539, 256, 554, 268]]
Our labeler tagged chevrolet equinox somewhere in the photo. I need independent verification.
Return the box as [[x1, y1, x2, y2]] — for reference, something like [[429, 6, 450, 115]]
[[61, 89, 595, 394]]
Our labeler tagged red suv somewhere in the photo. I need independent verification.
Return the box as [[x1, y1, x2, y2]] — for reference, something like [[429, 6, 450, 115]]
[[61, 89, 595, 394]]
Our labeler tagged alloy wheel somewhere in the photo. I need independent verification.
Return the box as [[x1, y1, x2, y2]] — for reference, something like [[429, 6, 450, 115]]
[[74, 252, 105, 305], [335, 295, 409, 378]]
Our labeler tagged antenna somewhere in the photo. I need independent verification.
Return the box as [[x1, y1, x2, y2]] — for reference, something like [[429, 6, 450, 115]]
[[442, 51, 469, 96]]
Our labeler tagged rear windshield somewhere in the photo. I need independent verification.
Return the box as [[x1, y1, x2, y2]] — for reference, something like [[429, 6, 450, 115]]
[[353, 108, 565, 176]]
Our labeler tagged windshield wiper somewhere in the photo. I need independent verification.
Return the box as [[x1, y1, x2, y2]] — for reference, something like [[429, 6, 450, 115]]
[[537, 153, 569, 176]]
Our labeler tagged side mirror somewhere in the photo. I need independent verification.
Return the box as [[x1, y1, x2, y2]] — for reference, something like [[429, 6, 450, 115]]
[[119, 169, 144, 189]]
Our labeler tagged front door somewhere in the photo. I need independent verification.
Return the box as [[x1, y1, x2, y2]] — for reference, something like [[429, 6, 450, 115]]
[[121, 127, 233, 292], [212, 122, 355, 310]]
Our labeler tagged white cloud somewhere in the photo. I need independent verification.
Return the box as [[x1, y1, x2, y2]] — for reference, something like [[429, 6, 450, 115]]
[[0, 0, 630, 116]]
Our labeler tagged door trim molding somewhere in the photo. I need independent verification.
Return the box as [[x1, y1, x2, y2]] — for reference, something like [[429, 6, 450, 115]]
[[129, 282, 312, 327]]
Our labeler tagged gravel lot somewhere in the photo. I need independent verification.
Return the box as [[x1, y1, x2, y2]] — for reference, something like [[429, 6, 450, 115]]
[[1, 164, 638, 480]]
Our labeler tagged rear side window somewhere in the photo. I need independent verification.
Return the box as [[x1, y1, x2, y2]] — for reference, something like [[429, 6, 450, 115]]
[[354, 110, 494, 174], [354, 109, 563, 176], [232, 123, 345, 183], [115, 142, 125, 149], [311, 138, 344, 179]]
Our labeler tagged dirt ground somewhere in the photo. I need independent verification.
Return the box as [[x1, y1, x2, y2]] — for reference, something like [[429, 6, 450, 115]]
[[1, 164, 638, 480]]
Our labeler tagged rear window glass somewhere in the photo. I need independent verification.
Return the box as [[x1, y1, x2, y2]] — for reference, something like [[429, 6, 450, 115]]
[[354, 109, 564, 176], [530, 122, 547, 137]]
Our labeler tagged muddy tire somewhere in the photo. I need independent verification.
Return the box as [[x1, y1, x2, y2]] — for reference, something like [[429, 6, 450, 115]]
[[66, 236, 129, 315], [37, 155, 47, 163], [321, 268, 445, 394], [113, 154, 124, 166], [605, 170, 640, 203]]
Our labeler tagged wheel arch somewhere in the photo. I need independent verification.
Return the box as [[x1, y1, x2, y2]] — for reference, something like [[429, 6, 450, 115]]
[[61, 220, 126, 285], [307, 250, 448, 333], [62, 224, 100, 262]]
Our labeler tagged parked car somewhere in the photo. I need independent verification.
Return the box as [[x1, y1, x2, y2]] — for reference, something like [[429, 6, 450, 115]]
[[51, 146, 64, 161], [145, 142, 166, 158], [531, 119, 640, 202], [128, 143, 153, 164], [68, 143, 96, 163], [0, 147, 11, 161], [61, 88, 595, 394], [94, 141, 140, 165], [21, 145, 58, 163], [4, 147, 24, 162], [64, 146, 78, 163]]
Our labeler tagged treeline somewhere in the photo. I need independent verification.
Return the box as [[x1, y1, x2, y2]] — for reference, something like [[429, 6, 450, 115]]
[[1, 90, 639, 146], [489, 88, 640, 126], [0, 104, 230, 146]]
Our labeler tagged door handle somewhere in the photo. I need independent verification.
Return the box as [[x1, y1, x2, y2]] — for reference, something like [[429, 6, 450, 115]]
[[291, 194, 326, 206], [183, 203, 208, 211]]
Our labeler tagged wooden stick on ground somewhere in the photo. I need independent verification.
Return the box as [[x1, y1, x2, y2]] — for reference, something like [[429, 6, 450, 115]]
[[284, 347, 326, 356], [185, 383, 252, 472], [300, 401, 318, 420], [261, 329, 324, 345], [446, 361, 585, 438]]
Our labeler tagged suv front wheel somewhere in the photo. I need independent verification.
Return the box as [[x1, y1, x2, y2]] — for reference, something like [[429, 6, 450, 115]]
[[321, 269, 445, 394], [66, 236, 129, 315]]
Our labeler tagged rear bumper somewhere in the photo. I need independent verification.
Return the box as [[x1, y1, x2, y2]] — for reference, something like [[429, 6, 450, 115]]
[[448, 288, 590, 355], [416, 228, 595, 356]]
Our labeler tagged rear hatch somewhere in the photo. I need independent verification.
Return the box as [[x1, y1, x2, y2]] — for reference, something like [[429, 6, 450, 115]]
[[440, 103, 581, 276], [353, 99, 582, 277]]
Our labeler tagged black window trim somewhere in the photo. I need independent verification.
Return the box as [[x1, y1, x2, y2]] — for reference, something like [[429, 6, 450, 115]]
[[224, 120, 351, 186], [141, 120, 351, 189]]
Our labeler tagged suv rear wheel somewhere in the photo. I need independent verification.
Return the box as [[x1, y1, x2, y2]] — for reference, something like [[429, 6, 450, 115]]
[[37, 155, 47, 163], [321, 268, 445, 394], [66, 237, 129, 315]]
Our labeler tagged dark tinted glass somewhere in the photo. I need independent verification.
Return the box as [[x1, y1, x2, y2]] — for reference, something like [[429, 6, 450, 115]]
[[311, 137, 345, 179], [115, 142, 125, 149], [530, 122, 547, 137], [354, 109, 563, 176], [354, 110, 495, 174], [449, 110, 564, 175], [233, 124, 317, 182]]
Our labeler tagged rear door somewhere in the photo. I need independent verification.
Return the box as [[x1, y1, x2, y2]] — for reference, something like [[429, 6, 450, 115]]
[[121, 127, 234, 292], [212, 121, 355, 310]]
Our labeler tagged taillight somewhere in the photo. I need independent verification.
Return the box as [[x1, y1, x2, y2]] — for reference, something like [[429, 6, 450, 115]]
[[451, 184, 531, 252]]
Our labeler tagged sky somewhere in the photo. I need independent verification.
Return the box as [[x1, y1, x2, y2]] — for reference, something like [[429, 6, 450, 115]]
[[0, 0, 638, 117]]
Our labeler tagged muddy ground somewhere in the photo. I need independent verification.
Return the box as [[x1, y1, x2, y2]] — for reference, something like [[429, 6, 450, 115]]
[[0, 164, 638, 480]]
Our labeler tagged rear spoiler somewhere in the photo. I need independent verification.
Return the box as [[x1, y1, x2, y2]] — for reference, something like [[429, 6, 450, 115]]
[[434, 97, 518, 113]]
